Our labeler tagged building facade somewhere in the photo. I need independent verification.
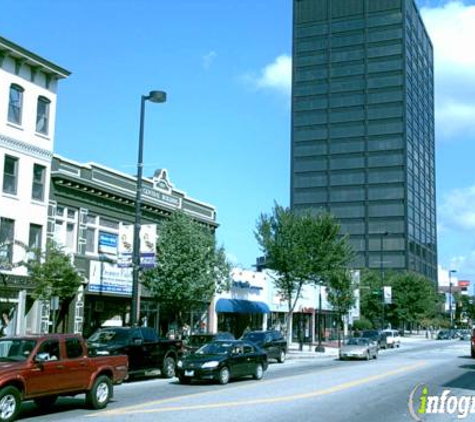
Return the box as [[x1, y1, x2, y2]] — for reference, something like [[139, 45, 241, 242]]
[[49, 155, 218, 336], [0, 36, 70, 334], [291, 0, 437, 282]]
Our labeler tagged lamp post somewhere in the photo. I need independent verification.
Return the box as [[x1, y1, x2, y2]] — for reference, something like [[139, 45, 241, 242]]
[[449, 269, 457, 330], [131, 90, 166, 327], [315, 281, 325, 353], [379, 231, 388, 330]]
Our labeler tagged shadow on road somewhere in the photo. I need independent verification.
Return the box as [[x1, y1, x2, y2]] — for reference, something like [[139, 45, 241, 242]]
[[17, 397, 101, 421]]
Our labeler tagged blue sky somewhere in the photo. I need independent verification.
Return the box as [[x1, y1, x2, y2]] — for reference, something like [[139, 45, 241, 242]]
[[1, 1, 475, 283]]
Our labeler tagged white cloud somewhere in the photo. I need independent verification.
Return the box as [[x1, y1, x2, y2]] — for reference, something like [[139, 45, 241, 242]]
[[439, 184, 475, 232], [252, 54, 291, 95], [448, 252, 475, 278], [202, 51, 217, 70], [421, 1, 475, 142]]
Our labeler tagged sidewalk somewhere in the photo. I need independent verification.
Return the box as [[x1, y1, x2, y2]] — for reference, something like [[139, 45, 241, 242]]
[[287, 341, 339, 360]]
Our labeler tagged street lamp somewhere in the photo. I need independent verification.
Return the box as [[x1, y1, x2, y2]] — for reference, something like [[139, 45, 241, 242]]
[[449, 269, 457, 330], [379, 231, 389, 330], [315, 281, 325, 353], [131, 90, 166, 326]]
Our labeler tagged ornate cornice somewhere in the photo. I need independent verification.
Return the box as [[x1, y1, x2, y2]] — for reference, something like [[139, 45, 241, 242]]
[[0, 133, 52, 160]]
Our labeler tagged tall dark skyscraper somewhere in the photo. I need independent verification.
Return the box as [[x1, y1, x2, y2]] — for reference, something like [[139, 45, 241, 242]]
[[290, 0, 437, 281]]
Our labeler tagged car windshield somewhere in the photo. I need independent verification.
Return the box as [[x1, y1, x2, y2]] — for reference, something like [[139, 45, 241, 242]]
[[0, 339, 37, 361], [88, 329, 131, 343], [242, 332, 265, 342], [187, 335, 213, 346], [195, 342, 234, 355], [347, 338, 369, 346]]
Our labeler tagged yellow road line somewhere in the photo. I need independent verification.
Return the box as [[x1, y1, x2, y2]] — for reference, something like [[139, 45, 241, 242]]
[[94, 364, 346, 417], [95, 361, 427, 417]]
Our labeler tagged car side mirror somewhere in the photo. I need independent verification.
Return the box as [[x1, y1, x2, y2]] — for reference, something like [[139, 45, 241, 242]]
[[34, 353, 49, 362]]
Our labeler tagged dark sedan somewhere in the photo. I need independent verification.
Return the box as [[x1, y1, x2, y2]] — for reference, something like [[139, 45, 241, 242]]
[[184, 332, 235, 354], [175, 340, 268, 385], [241, 330, 287, 363]]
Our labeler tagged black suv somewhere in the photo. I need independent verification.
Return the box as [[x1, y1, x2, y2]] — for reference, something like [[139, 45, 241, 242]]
[[241, 330, 287, 363], [360, 330, 388, 349], [184, 332, 235, 354]]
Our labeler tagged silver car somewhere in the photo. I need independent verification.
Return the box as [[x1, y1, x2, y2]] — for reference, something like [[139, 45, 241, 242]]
[[339, 338, 378, 361]]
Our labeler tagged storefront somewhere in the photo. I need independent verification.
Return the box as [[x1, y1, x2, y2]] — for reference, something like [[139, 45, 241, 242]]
[[211, 269, 270, 338], [49, 157, 218, 335]]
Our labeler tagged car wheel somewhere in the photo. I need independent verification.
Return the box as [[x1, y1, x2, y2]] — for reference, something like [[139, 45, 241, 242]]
[[253, 363, 264, 380], [0, 386, 21, 422], [34, 395, 58, 408], [471, 348, 475, 358], [218, 366, 230, 385], [374, 351, 378, 360], [277, 349, 286, 363], [178, 376, 191, 385], [162, 355, 176, 379], [86, 375, 112, 410]]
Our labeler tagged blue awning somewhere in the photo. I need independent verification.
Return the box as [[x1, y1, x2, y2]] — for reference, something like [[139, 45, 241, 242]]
[[215, 298, 270, 314]]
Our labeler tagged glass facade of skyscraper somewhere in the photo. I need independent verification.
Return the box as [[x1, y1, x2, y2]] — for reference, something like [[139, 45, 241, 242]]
[[291, 0, 437, 281]]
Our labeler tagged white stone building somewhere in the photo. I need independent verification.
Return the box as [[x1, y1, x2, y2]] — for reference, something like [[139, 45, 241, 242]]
[[0, 35, 70, 334]]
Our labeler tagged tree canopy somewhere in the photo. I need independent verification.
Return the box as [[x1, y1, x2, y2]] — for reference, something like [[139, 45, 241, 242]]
[[142, 212, 231, 325], [255, 204, 354, 340], [27, 241, 84, 301]]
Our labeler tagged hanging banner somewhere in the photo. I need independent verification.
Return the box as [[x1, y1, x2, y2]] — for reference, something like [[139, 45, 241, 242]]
[[117, 224, 156, 268], [383, 286, 392, 305], [139, 224, 157, 268]]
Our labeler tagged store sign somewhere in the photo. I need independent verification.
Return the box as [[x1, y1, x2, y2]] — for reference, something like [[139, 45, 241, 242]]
[[98, 232, 118, 255], [142, 187, 181, 208], [232, 280, 263, 294], [89, 260, 132, 295]]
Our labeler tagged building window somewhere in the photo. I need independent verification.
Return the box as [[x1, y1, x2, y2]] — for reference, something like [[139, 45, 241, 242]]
[[29, 224, 43, 251], [3, 155, 19, 195], [36, 96, 51, 134], [32, 164, 46, 201], [53, 207, 77, 253], [8, 84, 24, 125], [85, 228, 96, 253], [0, 218, 15, 264]]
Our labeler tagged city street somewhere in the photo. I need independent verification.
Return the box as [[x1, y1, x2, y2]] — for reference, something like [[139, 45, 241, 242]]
[[15, 339, 475, 422]]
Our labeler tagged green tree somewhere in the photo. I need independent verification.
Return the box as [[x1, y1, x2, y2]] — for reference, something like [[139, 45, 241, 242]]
[[326, 269, 355, 343], [26, 241, 84, 333], [255, 205, 353, 342], [142, 212, 231, 329], [359, 269, 383, 329], [388, 271, 439, 332]]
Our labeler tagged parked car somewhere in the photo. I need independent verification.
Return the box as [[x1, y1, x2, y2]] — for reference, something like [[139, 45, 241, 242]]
[[382, 329, 401, 348], [437, 329, 458, 340], [184, 332, 235, 354], [241, 330, 287, 363], [87, 326, 182, 378], [360, 330, 388, 349], [176, 340, 268, 385], [339, 338, 378, 361], [0, 334, 128, 422]]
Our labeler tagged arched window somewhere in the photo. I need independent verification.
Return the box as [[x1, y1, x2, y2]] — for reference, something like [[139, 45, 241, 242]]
[[8, 84, 24, 125], [36, 96, 51, 135]]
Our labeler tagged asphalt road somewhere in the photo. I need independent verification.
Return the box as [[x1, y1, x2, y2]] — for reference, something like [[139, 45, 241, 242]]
[[15, 339, 475, 422]]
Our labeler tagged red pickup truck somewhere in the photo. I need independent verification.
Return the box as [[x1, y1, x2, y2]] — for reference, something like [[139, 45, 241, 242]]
[[0, 334, 128, 422]]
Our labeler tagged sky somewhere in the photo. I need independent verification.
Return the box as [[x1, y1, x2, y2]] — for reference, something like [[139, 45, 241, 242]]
[[1, 0, 474, 283]]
